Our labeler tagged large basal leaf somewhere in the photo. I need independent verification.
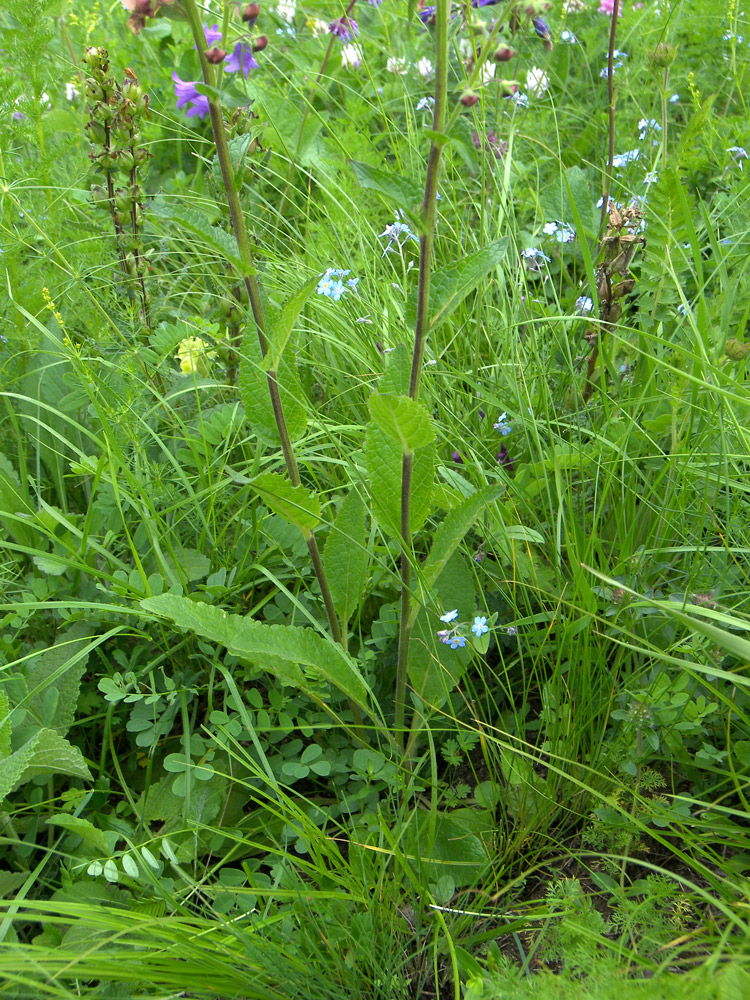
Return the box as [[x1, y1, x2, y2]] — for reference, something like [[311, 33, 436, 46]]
[[410, 485, 504, 628], [406, 239, 509, 331], [350, 161, 423, 228], [368, 393, 436, 455], [141, 595, 373, 715], [0, 728, 92, 804], [249, 472, 321, 537], [323, 492, 369, 625], [366, 426, 435, 538], [237, 326, 307, 444], [405, 807, 492, 887]]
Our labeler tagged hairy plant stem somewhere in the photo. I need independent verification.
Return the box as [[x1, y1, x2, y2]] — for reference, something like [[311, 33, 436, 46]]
[[394, 0, 449, 749], [599, 0, 620, 236], [183, 0, 344, 655]]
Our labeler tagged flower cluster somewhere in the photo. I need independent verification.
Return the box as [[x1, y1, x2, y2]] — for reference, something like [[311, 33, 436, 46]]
[[543, 221, 576, 243], [472, 129, 507, 160], [173, 19, 263, 119], [638, 118, 662, 141], [329, 16, 358, 41], [436, 610, 491, 651], [317, 268, 359, 300], [378, 214, 419, 256], [493, 411, 511, 436]]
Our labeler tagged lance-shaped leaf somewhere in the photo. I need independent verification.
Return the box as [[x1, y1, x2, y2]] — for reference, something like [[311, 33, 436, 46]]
[[350, 160, 423, 229], [238, 327, 307, 444], [409, 484, 504, 628], [249, 473, 321, 538], [141, 595, 374, 716], [262, 277, 318, 373], [323, 492, 368, 625], [368, 393, 436, 456], [406, 239, 509, 331]]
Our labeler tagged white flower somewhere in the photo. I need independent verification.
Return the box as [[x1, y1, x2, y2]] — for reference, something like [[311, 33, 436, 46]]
[[417, 57, 433, 79], [308, 18, 329, 37], [341, 43, 362, 69], [526, 66, 549, 98], [387, 56, 407, 75], [479, 62, 495, 85], [276, 0, 296, 22], [65, 82, 79, 101], [458, 38, 474, 60]]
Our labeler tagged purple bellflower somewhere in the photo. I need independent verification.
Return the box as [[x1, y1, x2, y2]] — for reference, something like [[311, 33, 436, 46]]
[[225, 42, 259, 76], [172, 72, 209, 118]]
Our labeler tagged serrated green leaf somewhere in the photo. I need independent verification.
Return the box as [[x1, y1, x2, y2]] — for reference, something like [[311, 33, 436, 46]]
[[366, 426, 434, 537], [408, 552, 475, 708], [262, 277, 318, 373], [45, 814, 113, 855], [0, 691, 11, 759], [410, 485, 504, 628], [350, 161, 423, 228], [323, 492, 368, 625], [140, 595, 374, 715], [378, 344, 412, 395], [249, 473, 321, 537], [23, 622, 93, 736], [368, 394, 436, 455], [0, 452, 35, 548], [0, 728, 92, 803], [406, 239, 509, 331], [237, 325, 307, 444]]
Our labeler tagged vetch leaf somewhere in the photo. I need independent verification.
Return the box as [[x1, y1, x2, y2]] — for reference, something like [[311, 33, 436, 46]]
[[249, 473, 321, 537], [368, 394, 436, 455], [323, 492, 369, 625], [140, 595, 374, 717], [406, 239, 509, 330]]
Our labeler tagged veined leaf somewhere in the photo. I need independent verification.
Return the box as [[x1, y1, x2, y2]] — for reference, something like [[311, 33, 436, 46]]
[[0, 728, 92, 804], [410, 485, 504, 628], [323, 492, 369, 625], [366, 426, 434, 537], [141, 595, 374, 715], [406, 239, 509, 331], [262, 277, 318, 373], [350, 161, 423, 228], [368, 394, 436, 455], [249, 473, 321, 537], [238, 326, 307, 444]]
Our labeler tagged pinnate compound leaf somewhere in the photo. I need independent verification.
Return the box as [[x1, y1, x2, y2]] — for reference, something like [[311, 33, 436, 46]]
[[368, 394, 436, 455], [238, 327, 307, 444], [0, 728, 92, 803], [323, 492, 368, 625], [366, 427, 434, 537], [249, 472, 321, 536], [406, 239, 509, 331], [141, 595, 373, 714], [410, 485, 504, 627]]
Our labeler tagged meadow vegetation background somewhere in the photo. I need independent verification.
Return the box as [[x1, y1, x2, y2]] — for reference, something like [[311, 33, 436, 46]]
[[0, 0, 749, 997]]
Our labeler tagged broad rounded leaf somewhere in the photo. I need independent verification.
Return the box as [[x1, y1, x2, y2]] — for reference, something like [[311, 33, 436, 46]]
[[368, 394, 436, 455]]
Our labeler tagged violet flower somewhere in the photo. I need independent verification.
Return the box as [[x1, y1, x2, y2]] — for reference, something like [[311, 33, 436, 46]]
[[329, 16, 358, 40], [195, 24, 222, 49], [452, 450, 464, 464], [225, 41, 259, 76], [532, 17, 551, 42], [418, 5, 436, 24], [172, 72, 210, 118], [497, 446, 513, 470]]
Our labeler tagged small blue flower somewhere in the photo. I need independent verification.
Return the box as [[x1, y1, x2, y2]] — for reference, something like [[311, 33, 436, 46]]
[[506, 626, 517, 636], [416, 96, 435, 112], [560, 30, 577, 44], [669, 93, 680, 103], [493, 412, 511, 436], [543, 221, 559, 236], [440, 609, 459, 624], [449, 634, 467, 649], [472, 616, 488, 636], [576, 295, 594, 314]]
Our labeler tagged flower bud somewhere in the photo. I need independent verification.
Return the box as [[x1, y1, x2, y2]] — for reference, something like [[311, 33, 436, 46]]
[[242, 3, 260, 24], [499, 80, 520, 96], [84, 79, 105, 103], [460, 91, 479, 107], [133, 147, 150, 166], [493, 46, 515, 62], [724, 338, 750, 361], [86, 120, 107, 144], [117, 150, 136, 172], [252, 35, 268, 52], [205, 46, 227, 64], [647, 43, 678, 69]]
